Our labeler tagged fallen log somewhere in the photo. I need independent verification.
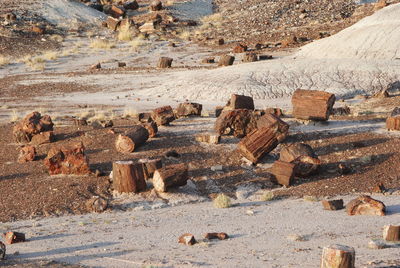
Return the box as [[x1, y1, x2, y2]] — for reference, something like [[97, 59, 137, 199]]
[[321, 244, 355, 268], [112, 160, 147, 193], [346, 195, 385, 216], [280, 143, 320, 176], [204, 232, 229, 240], [271, 160, 295, 186], [115, 125, 149, 153], [152, 106, 175, 126], [218, 55, 235, 66], [256, 113, 289, 142], [292, 89, 335, 121], [386, 116, 400, 131], [175, 102, 202, 117], [157, 57, 173, 68], [215, 109, 258, 138], [321, 199, 344, 211], [195, 133, 220, 144], [142, 121, 158, 138], [242, 53, 258, 62], [44, 142, 90, 175], [226, 94, 254, 110], [17, 145, 36, 163], [383, 225, 400, 242], [238, 127, 279, 164], [3, 232, 25, 245], [0, 241, 4, 260], [138, 158, 163, 179], [153, 163, 188, 192]]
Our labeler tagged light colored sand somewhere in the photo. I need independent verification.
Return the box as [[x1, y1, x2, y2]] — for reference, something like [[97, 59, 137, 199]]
[[1, 195, 399, 268]]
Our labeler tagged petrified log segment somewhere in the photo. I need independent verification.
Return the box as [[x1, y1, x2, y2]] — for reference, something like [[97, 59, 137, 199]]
[[115, 125, 149, 153], [321, 244, 355, 268], [85, 196, 108, 213], [242, 53, 258, 62], [195, 133, 220, 144], [112, 160, 147, 193], [292, 89, 335, 121], [257, 113, 289, 142], [0, 241, 5, 260], [215, 106, 224, 117], [176, 102, 202, 117], [218, 55, 235, 66], [227, 94, 255, 110], [3, 232, 25, 245], [386, 116, 400, 130], [204, 232, 229, 240], [139, 158, 162, 179], [383, 225, 400, 241], [157, 57, 173, 68], [271, 160, 295, 186], [153, 163, 188, 192], [18, 145, 36, 163], [44, 142, 90, 175], [280, 143, 317, 162], [322, 199, 344, 211], [13, 112, 54, 143], [142, 121, 158, 138], [137, 112, 153, 123], [215, 109, 258, 138], [238, 128, 279, 164], [124, 0, 139, 10], [292, 155, 321, 177], [152, 106, 175, 126], [178, 233, 196, 245], [346, 195, 386, 216], [30, 131, 54, 145], [106, 16, 121, 31]]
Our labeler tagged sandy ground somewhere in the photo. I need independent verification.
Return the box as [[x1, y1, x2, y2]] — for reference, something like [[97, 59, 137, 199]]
[[1, 195, 400, 268]]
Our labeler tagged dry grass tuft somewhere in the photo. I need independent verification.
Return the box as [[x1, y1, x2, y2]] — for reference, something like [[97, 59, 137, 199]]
[[49, 34, 64, 42], [213, 194, 232, 208], [178, 30, 191, 41], [0, 56, 10, 67], [10, 109, 20, 123], [303, 195, 320, 202], [129, 38, 147, 52], [260, 191, 275, 202], [122, 107, 138, 118], [90, 39, 116, 50], [42, 51, 58, 61], [117, 23, 135, 41]]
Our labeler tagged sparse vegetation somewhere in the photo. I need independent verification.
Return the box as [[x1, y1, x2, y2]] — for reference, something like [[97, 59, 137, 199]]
[[10, 109, 20, 123], [89, 39, 116, 50], [117, 23, 135, 41], [49, 34, 64, 42], [261, 191, 275, 202], [303, 195, 320, 202], [0, 56, 10, 67], [129, 38, 147, 52], [213, 194, 232, 208], [42, 51, 58, 61], [123, 107, 138, 118]]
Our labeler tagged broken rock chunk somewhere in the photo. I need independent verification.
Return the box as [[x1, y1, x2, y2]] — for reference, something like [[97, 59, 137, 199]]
[[204, 232, 229, 240], [3, 232, 25, 245], [346, 195, 385, 216], [321, 199, 344, 211], [178, 233, 196, 245]]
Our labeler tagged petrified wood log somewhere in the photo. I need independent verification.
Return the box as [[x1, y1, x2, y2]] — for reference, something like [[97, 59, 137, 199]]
[[346, 195, 385, 216], [226, 94, 254, 110], [44, 142, 90, 175], [321, 244, 355, 268], [13, 112, 53, 143], [195, 133, 220, 144], [238, 127, 279, 164], [30, 131, 54, 145], [115, 125, 149, 153], [257, 113, 289, 142], [204, 232, 229, 240], [152, 105, 175, 126], [271, 160, 295, 186], [157, 57, 173, 68], [153, 163, 188, 192], [242, 53, 258, 62], [386, 116, 400, 130], [383, 225, 400, 241], [106, 16, 121, 31], [178, 233, 196, 245], [292, 89, 335, 121], [218, 55, 235, 66], [138, 158, 162, 179], [112, 160, 147, 193], [0, 241, 5, 260], [233, 43, 247, 53], [176, 102, 202, 117], [124, 0, 139, 10], [280, 143, 317, 162], [292, 155, 321, 177], [17, 145, 36, 163], [215, 106, 224, 117], [3, 232, 25, 245], [142, 121, 158, 138], [85, 196, 108, 213], [321, 199, 344, 211], [215, 109, 259, 138]]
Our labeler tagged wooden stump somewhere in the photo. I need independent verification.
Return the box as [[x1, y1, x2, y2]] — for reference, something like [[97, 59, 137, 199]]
[[322, 199, 344, 211], [292, 155, 321, 177], [271, 160, 295, 186], [256, 113, 289, 142], [150, 0, 163, 11], [218, 55, 235, 66], [112, 160, 147, 193], [346, 195, 386, 216], [30, 131, 54, 145], [85, 196, 108, 213], [139, 158, 163, 179], [215, 109, 259, 138], [321, 244, 355, 268], [157, 57, 173, 68], [178, 233, 196, 245], [176, 102, 203, 117], [13, 111, 53, 143], [142, 121, 158, 138], [238, 127, 279, 164], [18, 145, 36, 163], [3, 232, 25, 245], [242, 53, 258, 62], [153, 163, 188, 192], [227, 94, 254, 110], [115, 125, 149, 153], [0, 241, 5, 260], [383, 225, 400, 241], [292, 89, 336, 121], [44, 142, 90, 175], [386, 116, 400, 130], [195, 133, 220, 144], [152, 106, 175, 126]]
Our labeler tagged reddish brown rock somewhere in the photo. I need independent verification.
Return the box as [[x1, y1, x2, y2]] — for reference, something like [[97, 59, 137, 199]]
[[242, 53, 258, 62], [112, 160, 147, 193], [271, 160, 295, 186], [195, 133, 220, 144], [292, 89, 336, 121], [204, 232, 229, 240], [139, 158, 163, 180], [257, 113, 289, 142], [142, 121, 158, 138], [3, 232, 25, 245], [218, 55, 235, 66], [280, 143, 320, 176], [176, 102, 202, 117], [106, 16, 121, 31], [233, 43, 247, 53], [153, 163, 188, 192], [17, 145, 36, 163], [346, 195, 385, 216], [152, 106, 175, 126], [13, 112, 53, 143], [115, 126, 149, 153], [383, 225, 400, 242], [32, 25, 45, 34], [215, 109, 259, 138], [265, 108, 283, 117], [226, 94, 255, 110], [322, 199, 344, 211], [178, 233, 196, 245], [321, 244, 355, 268], [0, 241, 5, 260], [386, 116, 400, 131], [86, 196, 108, 213], [30, 131, 54, 145], [44, 142, 90, 175], [157, 57, 173, 68]]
